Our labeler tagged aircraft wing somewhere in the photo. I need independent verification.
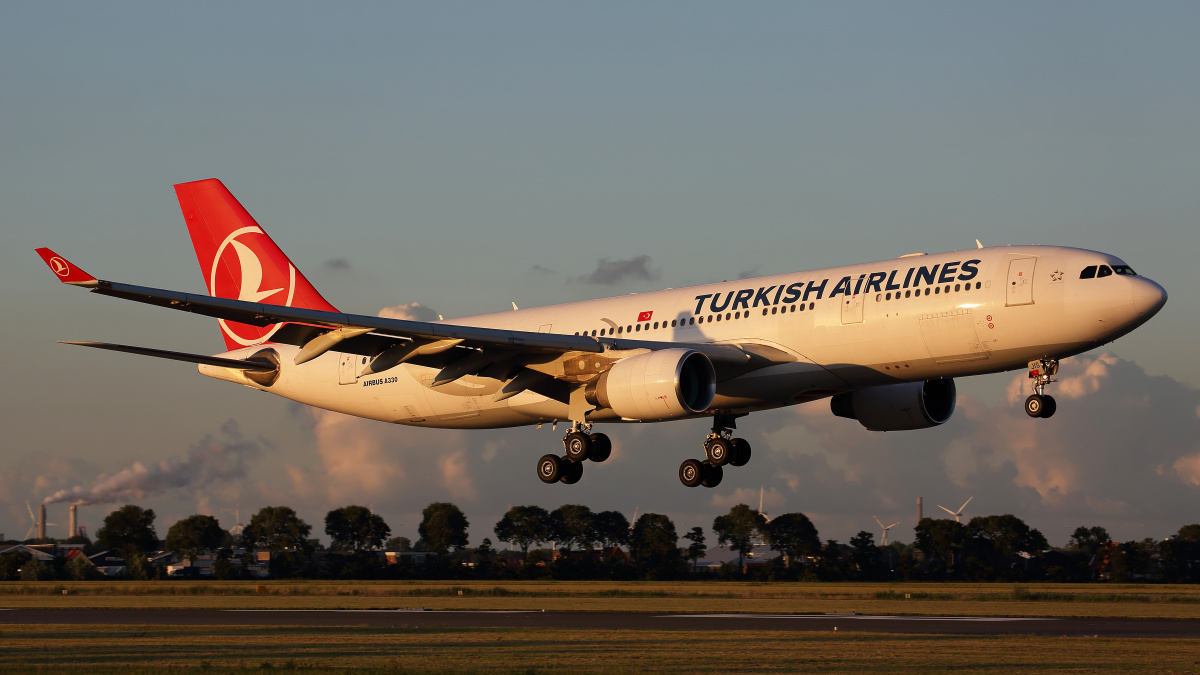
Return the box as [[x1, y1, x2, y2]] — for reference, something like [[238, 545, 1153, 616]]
[[36, 249, 777, 379]]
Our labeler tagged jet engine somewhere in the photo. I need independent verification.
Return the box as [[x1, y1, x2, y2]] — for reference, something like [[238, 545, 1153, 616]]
[[585, 349, 716, 421], [830, 379, 956, 431]]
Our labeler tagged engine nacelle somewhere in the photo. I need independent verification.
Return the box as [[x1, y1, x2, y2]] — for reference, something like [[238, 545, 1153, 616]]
[[586, 349, 716, 421], [830, 379, 956, 431]]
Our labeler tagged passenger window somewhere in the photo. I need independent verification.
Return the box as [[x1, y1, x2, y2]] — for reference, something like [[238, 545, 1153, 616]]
[[1080, 266, 1097, 279], [1097, 265, 1113, 278]]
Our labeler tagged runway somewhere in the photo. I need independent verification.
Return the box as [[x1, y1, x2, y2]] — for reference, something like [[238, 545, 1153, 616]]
[[3, 608, 1199, 637]]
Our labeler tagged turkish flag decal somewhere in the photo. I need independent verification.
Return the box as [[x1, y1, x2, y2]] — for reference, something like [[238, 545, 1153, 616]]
[[637, 311, 653, 322]]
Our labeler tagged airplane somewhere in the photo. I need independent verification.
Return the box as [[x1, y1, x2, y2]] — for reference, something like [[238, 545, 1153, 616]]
[[36, 179, 1168, 489]]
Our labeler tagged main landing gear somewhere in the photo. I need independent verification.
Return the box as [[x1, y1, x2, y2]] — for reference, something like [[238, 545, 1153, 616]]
[[1024, 358, 1059, 419], [679, 414, 752, 489], [536, 422, 612, 485]]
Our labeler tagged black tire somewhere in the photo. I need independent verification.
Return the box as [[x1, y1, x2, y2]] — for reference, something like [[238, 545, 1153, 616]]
[[560, 457, 584, 484], [537, 454, 563, 483], [563, 432, 591, 461], [1024, 394, 1044, 418], [705, 437, 732, 466], [589, 433, 612, 463], [679, 458, 705, 488], [1040, 395, 1057, 418], [730, 438, 752, 467], [701, 460, 723, 488]]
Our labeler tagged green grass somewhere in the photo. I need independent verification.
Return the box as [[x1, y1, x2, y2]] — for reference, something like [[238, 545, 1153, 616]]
[[5, 581, 1200, 618], [0, 624, 1196, 673]]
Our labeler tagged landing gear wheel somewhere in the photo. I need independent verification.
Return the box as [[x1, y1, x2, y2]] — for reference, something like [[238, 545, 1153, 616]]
[[701, 460, 723, 488], [730, 438, 752, 467], [537, 454, 563, 484], [560, 457, 583, 484], [1040, 395, 1057, 418], [589, 433, 612, 463], [563, 432, 592, 461], [705, 437, 732, 466], [679, 458, 705, 488], [1024, 394, 1045, 418]]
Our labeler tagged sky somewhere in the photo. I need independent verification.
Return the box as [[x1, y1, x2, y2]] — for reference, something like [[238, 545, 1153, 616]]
[[2, 2, 1199, 549]]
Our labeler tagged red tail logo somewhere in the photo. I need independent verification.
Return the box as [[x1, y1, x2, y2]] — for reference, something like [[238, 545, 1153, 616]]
[[175, 179, 338, 350]]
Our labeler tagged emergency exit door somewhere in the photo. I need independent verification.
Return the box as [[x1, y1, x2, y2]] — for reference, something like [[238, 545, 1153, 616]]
[[339, 354, 359, 385], [1006, 257, 1036, 306]]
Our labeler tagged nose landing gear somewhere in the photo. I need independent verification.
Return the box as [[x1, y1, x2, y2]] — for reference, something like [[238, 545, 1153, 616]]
[[679, 414, 751, 488], [1024, 359, 1059, 419], [536, 421, 611, 485]]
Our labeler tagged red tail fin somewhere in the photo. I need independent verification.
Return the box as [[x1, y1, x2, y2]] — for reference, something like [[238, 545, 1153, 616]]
[[174, 179, 338, 351]]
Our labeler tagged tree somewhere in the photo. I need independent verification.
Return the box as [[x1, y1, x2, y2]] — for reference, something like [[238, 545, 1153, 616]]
[[713, 504, 767, 568], [387, 536, 413, 552], [1068, 526, 1112, 557], [165, 515, 226, 562], [96, 505, 159, 560], [418, 502, 469, 555], [493, 506, 550, 561], [1161, 524, 1200, 583], [475, 537, 496, 568], [683, 527, 707, 571], [240, 506, 312, 553], [0, 551, 32, 581], [629, 513, 682, 576], [67, 553, 98, 581], [325, 505, 391, 552], [549, 504, 597, 552], [20, 556, 54, 581], [593, 510, 631, 549], [849, 530, 881, 580], [765, 513, 820, 568], [914, 517, 968, 578], [968, 515, 1047, 559]]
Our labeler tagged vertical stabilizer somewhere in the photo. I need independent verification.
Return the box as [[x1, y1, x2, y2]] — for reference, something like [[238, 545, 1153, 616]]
[[174, 179, 338, 350]]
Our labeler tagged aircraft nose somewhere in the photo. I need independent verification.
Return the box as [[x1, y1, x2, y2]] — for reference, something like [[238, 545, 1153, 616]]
[[1130, 277, 1167, 318]]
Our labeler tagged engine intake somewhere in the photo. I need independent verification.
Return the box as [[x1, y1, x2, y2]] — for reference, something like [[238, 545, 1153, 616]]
[[830, 379, 956, 431], [585, 349, 716, 421]]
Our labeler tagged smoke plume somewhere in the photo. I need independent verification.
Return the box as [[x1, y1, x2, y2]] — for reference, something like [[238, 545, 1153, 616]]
[[41, 420, 261, 506]]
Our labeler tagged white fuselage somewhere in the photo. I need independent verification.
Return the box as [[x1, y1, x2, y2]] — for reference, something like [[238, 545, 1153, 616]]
[[200, 245, 1166, 429]]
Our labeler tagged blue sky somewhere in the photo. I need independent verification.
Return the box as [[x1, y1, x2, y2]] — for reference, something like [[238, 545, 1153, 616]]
[[2, 2, 1198, 547]]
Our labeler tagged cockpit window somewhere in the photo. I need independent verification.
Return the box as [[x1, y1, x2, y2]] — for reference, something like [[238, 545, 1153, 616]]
[[1080, 266, 1097, 279], [1097, 265, 1113, 278], [1112, 264, 1137, 276]]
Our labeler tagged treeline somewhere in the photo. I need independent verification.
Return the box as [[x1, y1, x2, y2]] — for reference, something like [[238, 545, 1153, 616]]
[[4, 501, 1199, 583]]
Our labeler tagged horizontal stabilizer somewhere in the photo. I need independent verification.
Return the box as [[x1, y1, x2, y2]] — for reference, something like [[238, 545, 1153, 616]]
[[60, 341, 278, 371]]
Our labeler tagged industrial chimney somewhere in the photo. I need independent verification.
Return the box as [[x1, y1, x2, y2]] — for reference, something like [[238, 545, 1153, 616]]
[[69, 504, 78, 539], [917, 497, 923, 524], [38, 504, 46, 540]]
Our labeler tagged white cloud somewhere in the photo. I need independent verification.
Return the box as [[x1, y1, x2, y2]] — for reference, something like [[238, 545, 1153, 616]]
[[378, 302, 440, 322]]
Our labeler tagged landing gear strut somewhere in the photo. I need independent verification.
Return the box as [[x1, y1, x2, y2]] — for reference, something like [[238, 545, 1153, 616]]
[[536, 421, 611, 485], [679, 414, 752, 488], [1024, 358, 1059, 419]]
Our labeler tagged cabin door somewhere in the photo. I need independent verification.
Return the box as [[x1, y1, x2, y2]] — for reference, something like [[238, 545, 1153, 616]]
[[1006, 257, 1036, 306]]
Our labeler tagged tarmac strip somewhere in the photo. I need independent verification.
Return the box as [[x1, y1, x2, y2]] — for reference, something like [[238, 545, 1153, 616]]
[[2, 608, 1199, 637]]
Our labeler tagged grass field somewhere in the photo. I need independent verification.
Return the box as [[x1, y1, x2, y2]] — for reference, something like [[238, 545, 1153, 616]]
[[0, 624, 1197, 673], [4, 580, 1200, 619]]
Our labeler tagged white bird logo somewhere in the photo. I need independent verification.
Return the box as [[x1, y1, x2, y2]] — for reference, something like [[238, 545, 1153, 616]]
[[228, 239, 283, 302]]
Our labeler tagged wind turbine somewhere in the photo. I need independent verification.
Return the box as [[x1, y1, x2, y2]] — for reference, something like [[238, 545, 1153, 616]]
[[227, 503, 245, 538], [938, 497, 973, 523], [757, 486, 772, 523], [873, 515, 901, 546], [24, 501, 56, 540]]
